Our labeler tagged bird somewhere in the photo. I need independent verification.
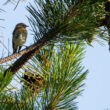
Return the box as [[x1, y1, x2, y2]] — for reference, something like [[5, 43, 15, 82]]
[[12, 23, 28, 54]]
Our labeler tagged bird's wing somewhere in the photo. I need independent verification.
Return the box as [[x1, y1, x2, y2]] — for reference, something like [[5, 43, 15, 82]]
[[12, 28, 19, 50], [12, 28, 22, 53]]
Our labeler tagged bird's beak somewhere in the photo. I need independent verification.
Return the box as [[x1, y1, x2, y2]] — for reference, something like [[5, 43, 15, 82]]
[[26, 25, 29, 27]]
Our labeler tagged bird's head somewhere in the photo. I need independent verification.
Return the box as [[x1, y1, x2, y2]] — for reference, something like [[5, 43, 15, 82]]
[[16, 23, 29, 28]]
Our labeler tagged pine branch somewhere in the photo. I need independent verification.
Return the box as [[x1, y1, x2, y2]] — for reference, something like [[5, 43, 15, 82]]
[[0, 0, 106, 64], [39, 42, 88, 110], [0, 42, 88, 109], [0, 1, 82, 64], [4, 27, 60, 76], [0, 41, 39, 64], [2, 0, 109, 76]]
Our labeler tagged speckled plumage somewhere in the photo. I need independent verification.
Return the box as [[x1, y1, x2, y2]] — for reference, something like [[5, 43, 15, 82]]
[[12, 23, 28, 53]]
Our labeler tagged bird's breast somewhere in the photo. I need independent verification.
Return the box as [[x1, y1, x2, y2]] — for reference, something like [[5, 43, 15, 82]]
[[14, 33, 27, 46], [18, 34, 26, 45]]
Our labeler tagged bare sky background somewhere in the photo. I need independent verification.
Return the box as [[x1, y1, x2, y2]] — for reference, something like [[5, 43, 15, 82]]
[[0, 1, 110, 110]]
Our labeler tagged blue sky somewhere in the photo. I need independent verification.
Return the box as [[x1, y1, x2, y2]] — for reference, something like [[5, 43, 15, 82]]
[[78, 43, 110, 110], [0, 1, 110, 110]]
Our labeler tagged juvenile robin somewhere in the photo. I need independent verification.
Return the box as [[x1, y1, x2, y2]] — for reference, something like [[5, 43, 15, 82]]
[[12, 23, 28, 53]]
